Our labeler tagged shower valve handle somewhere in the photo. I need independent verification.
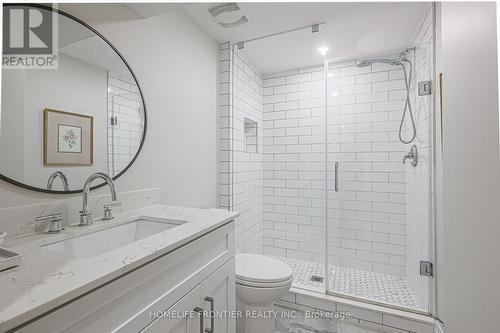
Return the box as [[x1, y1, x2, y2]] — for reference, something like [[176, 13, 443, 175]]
[[403, 145, 418, 167]]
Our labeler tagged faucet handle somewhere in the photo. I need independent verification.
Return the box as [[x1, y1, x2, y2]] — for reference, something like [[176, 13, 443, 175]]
[[79, 211, 93, 226], [103, 201, 121, 220], [35, 213, 64, 233]]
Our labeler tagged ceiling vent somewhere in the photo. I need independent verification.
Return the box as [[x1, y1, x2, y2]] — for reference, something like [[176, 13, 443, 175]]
[[208, 3, 240, 17], [208, 3, 248, 28], [220, 16, 248, 28]]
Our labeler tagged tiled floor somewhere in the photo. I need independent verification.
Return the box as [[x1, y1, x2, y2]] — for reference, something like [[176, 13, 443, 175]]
[[271, 256, 418, 309]]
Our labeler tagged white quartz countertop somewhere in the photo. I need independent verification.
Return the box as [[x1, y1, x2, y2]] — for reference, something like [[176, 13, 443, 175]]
[[0, 205, 238, 332]]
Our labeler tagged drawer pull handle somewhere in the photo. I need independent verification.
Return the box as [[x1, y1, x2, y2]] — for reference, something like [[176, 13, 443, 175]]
[[194, 307, 204, 333], [204, 297, 214, 333]]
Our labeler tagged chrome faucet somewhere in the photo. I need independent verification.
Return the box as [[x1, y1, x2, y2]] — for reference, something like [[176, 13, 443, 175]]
[[47, 171, 69, 191], [35, 213, 64, 233], [79, 173, 121, 226]]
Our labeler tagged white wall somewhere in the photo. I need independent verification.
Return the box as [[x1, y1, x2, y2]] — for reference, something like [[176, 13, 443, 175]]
[[0, 70, 25, 180], [28, 54, 108, 187], [437, 2, 500, 332], [0, 9, 218, 209], [218, 43, 264, 254], [1, 54, 109, 189]]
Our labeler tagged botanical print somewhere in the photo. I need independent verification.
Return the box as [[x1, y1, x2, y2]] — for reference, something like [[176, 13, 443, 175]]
[[58, 125, 82, 153], [44, 109, 93, 165]]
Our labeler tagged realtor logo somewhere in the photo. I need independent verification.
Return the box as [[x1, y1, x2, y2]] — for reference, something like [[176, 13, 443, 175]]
[[2, 5, 58, 69]]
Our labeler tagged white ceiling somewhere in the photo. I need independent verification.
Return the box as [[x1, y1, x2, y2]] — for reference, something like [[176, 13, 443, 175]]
[[60, 2, 429, 74], [59, 3, 144, 22], [60, 36, 134, 81], [239, 25, 330, 74], [181, 2, 429, 73], [181, 3, 425, 43], [56, 5, 136, 80]]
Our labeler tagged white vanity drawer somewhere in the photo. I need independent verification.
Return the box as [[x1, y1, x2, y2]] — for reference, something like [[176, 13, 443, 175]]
[[140, 282, 202, 333], [141, 258, 235, 333], [13, 222, 234, 333]]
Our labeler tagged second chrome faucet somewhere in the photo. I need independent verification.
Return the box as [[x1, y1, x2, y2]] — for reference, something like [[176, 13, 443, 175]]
[[47, 171, 69, 191], [79, 172, 121, 226]]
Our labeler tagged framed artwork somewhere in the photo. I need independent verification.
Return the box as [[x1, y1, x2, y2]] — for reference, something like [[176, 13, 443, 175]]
[[43, 109, 93, 165]]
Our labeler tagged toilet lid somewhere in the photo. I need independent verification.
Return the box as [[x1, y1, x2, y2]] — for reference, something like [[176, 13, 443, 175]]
[[235, 254, 293, 284]]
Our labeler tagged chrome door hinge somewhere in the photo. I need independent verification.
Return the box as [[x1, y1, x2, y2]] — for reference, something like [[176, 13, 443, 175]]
[[420, 261, 433, 276], [418, 80, 432, 95], [110, 116, 118, 126]]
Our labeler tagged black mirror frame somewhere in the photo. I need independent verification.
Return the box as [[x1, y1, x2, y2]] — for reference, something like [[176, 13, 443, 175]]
[[0, 3, 147, 194]]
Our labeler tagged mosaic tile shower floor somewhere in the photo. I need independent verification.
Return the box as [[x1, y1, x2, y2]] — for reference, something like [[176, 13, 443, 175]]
[[271, 256, 418, 309]]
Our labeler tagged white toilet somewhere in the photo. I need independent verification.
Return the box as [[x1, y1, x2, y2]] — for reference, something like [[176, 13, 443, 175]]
[[235, 253, 294, 333]]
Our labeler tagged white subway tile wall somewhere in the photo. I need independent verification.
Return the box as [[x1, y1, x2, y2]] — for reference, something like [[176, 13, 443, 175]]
[[219, 42, 232, 211], [261, 58, 410, 276], [261, 65, 327, 265], [219, 43, 264, 254], [404, 4, 434, 309], [107, 72, 144, 176], [327, 56, 410, 277]]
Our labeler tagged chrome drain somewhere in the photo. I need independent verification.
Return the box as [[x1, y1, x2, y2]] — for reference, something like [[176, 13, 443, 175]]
[[310, 275, 324, 282]]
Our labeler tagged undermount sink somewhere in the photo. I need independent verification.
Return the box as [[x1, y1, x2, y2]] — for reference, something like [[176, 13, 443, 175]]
[[43, 217, 186, 258]]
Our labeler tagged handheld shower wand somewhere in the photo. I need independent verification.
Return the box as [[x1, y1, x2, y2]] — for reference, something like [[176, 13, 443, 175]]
[[357, 51, 416, 144]]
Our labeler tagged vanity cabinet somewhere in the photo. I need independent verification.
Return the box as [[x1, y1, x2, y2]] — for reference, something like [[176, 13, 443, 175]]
[[13, 222, 235, 333], [142, 258, 234, 333]]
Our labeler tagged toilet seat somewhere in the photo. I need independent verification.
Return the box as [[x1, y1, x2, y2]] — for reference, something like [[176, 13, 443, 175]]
[[235, 254, 293, 288], [236, 275, 294, 288]]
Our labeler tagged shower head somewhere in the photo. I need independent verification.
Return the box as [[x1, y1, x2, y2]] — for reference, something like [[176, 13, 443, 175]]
[[356, 59, 374, 67], [356, 58, 401, 68]]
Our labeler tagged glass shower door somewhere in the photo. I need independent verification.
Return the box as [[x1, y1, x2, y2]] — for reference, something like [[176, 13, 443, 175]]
[[324, 51, 434, 312], [235, 26, 330, 295], [325, 58, 364, 301]]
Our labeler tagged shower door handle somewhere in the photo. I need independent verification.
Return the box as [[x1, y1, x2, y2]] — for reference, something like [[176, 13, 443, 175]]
[[334, 162, 339, 192], [194, 307, 204, 333]]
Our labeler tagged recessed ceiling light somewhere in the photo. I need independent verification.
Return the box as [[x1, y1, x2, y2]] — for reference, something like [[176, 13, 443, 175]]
[[318, 46, 329, 56]]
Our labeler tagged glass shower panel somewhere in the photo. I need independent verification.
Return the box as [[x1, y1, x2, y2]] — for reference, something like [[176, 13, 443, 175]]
[[227, 3, 435, 316], [326, 59, 374, 301], [325, 23, 434, 312], [325, 56, 414, 308], [237, 26, 329, 294], [402, 5, 435, 312]]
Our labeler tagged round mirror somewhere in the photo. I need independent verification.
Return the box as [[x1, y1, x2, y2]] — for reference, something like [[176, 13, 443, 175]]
[[0, 4, 146, 193]]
